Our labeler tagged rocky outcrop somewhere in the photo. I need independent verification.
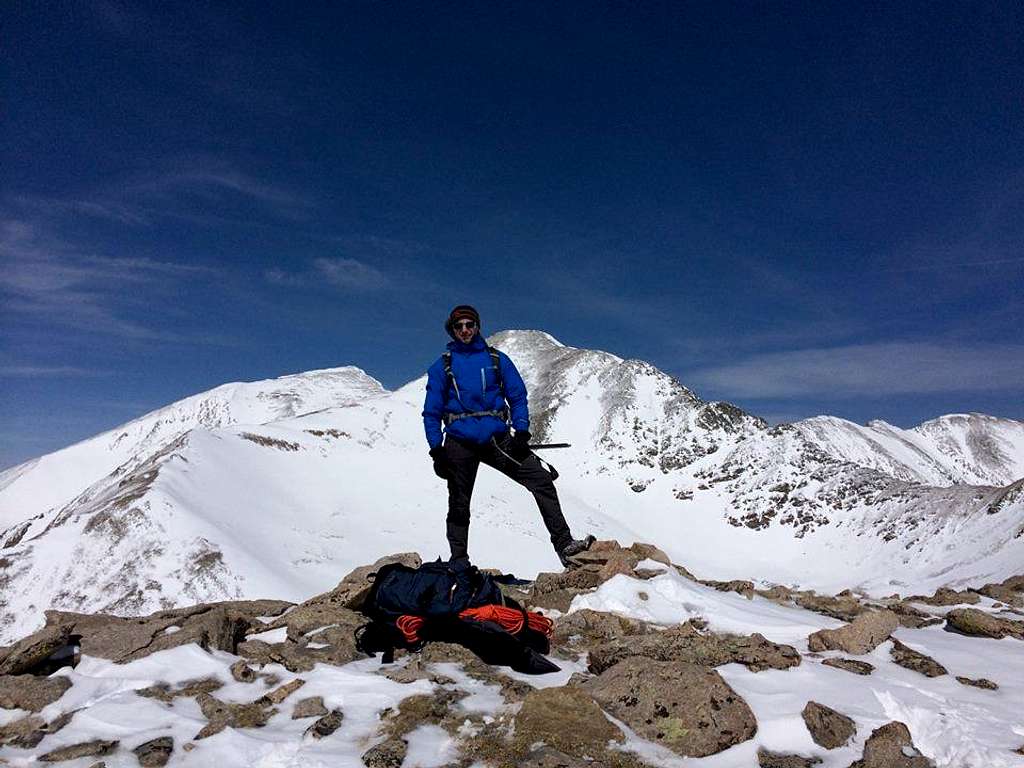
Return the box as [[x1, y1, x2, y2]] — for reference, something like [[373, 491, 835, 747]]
[[0, 674, 71, 711], [0, 623, 74, 675], [802, 701, 855, 748], [807, 610, 898, 654], [550, 608, 652, 650], [908, 587, 979, 606], [583, 657, 757, 757], [512, 686, 624, 758], [945, 608, 1024, 639], [821, 657, 874, 676], [796, 592, 867, 621], [889, 639, 947, 677], [847, 721, 935, 767], [587, 620, 800, 674]]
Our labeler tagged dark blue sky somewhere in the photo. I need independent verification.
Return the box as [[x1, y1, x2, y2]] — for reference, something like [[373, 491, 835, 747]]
[[3, 2, 1023, 469]]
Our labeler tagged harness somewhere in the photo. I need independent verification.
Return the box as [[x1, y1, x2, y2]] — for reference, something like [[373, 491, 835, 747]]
[[442, 346, 509, 426]]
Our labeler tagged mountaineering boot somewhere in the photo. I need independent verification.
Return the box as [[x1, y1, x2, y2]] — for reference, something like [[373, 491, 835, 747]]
[[558, 535, 596, 568]]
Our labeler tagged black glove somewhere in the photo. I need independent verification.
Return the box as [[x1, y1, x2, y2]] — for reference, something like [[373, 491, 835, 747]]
[[509, 430, 532, 461], [429, 446, 452, 480]]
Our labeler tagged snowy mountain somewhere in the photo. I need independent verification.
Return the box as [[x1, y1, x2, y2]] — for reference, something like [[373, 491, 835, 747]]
[[1, 330, 1022, 644]]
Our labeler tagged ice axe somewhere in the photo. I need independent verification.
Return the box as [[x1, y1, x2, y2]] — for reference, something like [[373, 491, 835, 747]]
[[527, 442, 571, 449]]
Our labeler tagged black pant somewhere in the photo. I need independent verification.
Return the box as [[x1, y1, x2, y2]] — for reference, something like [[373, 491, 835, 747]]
[[444, 433, 573, 559]]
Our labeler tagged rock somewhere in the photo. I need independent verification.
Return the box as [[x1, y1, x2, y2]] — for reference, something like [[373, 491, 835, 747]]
[[1, 710, 76, 748], [627, 542, 672, 566], [795, 593, 866, 622], [758, 748, 823, 767], [258, 678, 305, 705], [305, 709, 343, 739], [516, 746, 593, 767], [550, 609, 652, 649], [0, 623, 74, 675], [293, 695, 329, 719], [909, 587, 979, 606], [132, 736, 173, 767], [802, 701, 855, 748], [821, 657, 874, 676], [889, 639, 947, 677], [252, 603, 366, 644], [362, 738, 408, 767], [702, 579, 755, 599], [956, 676, 998, 690], [194, 693, 275, 739], [0, 674, 72, 711], [236, 635, 365, 673], [529, 569, 603, 611], [807, 610, 898, 654], [513, 686, 623, 758], [588, 621, 800, 674], [136, 677, 222, 703], [973, 583, 1023, 607], [883, 602, 943, 629], [583, 657, 756, 757], [848, 721, 935, 767], [229, 660, 257, 682], [945, 608, 1024, 640], [38, 739, 119, 762]]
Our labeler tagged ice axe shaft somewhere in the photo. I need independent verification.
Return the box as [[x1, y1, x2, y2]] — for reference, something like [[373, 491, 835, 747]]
[[527, 442, 571, 449]]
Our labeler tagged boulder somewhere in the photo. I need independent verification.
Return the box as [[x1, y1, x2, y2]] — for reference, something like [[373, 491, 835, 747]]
[[848, 721, 934, 767], [258, 678, 305, 705], [362, 738, 408, 767], [132, 736, 173, 767], [883, 602, 943, 629], [194, 692, 276, 739], [802, 701, 855, 748], [0, 714, 45, 748], [0, 674, 71, 711], [758, 748, 823, 767], [38, 739, 119, 762], [0, 623, 74, 675], [513, 686, 623, 759], [945, 608, 1024, 640], [795, 593, 866, 622], [551, 609, 652, 649], [249, 603, 366, 643], [588, 621, 800, 674], [821, 658, 874, 676], [627, 542, 672, 566], [807, 610, 898, 654], [889, 639, 947, 677], [955, 676, 998, 690], [583, 657, 757, 757], [908, 588, 979, 606], [292, 696, 329, 719], [236, 634, 365, 673], [529, 569, 603, 612], [135, 677, 222, 703], [305, 709, 343, 739]]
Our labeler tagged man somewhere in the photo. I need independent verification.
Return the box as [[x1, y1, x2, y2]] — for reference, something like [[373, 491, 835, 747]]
[[422, 305, 594, 568]]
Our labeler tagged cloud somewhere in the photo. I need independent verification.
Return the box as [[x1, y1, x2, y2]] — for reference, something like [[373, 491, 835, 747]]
[[687, 342, 1024, 399], [0, 365, 107, 377], [266, 257, 390, 291]]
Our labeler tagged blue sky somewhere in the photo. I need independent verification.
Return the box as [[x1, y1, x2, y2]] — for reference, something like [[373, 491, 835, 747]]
[[2, 2, 1023, 470]]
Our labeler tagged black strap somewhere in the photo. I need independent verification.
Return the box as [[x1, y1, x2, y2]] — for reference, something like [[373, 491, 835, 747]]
[[442, 346, 507, 420]]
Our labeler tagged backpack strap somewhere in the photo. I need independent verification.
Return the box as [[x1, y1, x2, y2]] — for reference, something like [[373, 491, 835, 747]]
[[441, 347, 510, 425]]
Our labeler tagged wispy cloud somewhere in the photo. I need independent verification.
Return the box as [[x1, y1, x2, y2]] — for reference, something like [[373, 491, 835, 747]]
[[688, 342, 1024, 399], [0, 365, 108, 377], [266, 257, 390, 291]]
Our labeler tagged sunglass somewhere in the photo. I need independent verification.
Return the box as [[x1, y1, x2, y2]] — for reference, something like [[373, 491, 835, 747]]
[[453, 320, 477, 330]]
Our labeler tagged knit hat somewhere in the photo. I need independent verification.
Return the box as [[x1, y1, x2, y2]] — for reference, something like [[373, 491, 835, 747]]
[[445, 305, 481, 338]]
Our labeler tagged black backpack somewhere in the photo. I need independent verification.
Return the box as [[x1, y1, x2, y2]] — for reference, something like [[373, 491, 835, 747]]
[[354, 559, 558, 674]]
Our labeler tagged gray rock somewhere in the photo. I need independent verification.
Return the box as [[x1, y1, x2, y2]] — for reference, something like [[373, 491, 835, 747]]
[[821, 657, 874, 676], [956, 676, 998, 690], [807, 610, 898, 655], [38, 739, 119, 762], [132, 736, 173, 767], [0, 674, 72, 711], [292, 695, 329, 719], [0, 714, 46, 747], [529, 569, 603, 612], [909, 588, 979, 606], [758, 748, 823, 767], [588, 621, 800, 674], [194, 693, 276, 739], [551, 608, 652, 649], [258, 678, 305, 705], [0, 623, 74, 675], [513, 686, 623, 758], [802, 701, 856, 749], [229, 660, 257, 682], [305, 708, 343, 739], [583, 657, 756, 757], [848, 721, 935, 767], [796, 593, 866, 622], [889, 639, 947, 677], [362, 738, 408, 767], [945, 608, 1024, 640]]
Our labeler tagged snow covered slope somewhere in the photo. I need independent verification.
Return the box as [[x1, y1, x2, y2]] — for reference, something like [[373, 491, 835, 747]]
[[1, 330, 1022, 643]]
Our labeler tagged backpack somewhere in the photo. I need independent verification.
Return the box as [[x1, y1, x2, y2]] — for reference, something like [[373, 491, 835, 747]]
[[354, 559, 558, 674]]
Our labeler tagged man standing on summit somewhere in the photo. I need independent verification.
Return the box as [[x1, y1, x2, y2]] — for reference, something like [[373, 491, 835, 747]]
[[422, 305, 594, 568]]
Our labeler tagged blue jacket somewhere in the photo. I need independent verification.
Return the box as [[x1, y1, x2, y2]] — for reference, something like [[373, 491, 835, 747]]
[[422, 335, 529, 449]]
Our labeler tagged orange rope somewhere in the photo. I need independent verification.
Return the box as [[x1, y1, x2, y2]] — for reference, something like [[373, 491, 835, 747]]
[[396, 604, 554, 645]]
